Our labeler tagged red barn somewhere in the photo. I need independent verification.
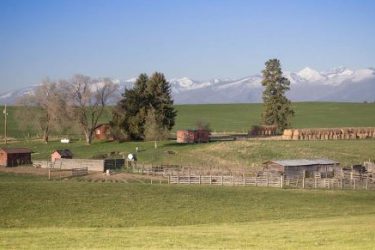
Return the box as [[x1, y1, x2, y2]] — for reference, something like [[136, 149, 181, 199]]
[[51, 149, 73, 162], [176, 129, 210, 143], [94, 123, 113, 141], [0, 148, 32, 167]]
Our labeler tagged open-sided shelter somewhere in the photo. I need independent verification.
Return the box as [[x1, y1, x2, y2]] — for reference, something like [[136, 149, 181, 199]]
[[263, 159, 340, 179], [0, 148, 32, 167]]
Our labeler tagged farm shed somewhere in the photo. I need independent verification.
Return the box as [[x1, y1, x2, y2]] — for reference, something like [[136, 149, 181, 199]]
[[51, 149, 73, 162], [94, 123, 113, 141], [49, 158, 124, 172], [176, 129, 210, 143], [249, 125, 278, 136], [263, 159, 340, 179], [0, 148, 32, 167]]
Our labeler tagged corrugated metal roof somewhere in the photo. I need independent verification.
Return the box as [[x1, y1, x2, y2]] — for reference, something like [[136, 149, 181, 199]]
[[267, 159, 339, 167], [0, 148, 32, 154]]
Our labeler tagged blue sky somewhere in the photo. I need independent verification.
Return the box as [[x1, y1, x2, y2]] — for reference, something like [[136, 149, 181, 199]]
[[0, 0, 374, 91]]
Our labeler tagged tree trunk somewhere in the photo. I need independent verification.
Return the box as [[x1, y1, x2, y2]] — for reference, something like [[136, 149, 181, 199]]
[[43, 126, 49, 144], [84, 130, 92, 145]]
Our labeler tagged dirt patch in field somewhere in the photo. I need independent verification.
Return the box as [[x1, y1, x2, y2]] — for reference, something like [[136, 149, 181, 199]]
[[0, 166, 50, 176], [0, 166, 166, 183], [80, 172, 166, 183]]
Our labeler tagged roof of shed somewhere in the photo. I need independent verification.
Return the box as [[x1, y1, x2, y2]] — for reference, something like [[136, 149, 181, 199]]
[[53, 149, 73, 157], [0, 148, 32, 154], [266, 159, 339, 167]]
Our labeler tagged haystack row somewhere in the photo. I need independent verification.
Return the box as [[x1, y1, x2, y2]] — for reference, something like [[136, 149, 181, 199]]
[[282, 127, 375, 140]]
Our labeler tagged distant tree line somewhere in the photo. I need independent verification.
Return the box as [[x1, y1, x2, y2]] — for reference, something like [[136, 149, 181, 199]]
[[16, 72, 176, 145]]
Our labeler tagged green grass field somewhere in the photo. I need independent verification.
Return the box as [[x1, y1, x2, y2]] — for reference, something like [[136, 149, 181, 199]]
[[1, 102, 375, 138], [1, 173, 375, 249], [2, 139, 374, 168]]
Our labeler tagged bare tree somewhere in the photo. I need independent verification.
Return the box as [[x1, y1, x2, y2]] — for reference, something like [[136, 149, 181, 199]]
[[16, 79, 67, 143], [65, 74, 118, 144]]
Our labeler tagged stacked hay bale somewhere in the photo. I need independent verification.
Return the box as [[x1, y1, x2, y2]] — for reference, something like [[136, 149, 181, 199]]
[[282, 127, 375, 140]]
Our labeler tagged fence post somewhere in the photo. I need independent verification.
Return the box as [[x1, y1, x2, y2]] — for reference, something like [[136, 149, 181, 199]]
[[267, 173, 269, 187], [177, 174, 179, 184], [353, 178, 356, 190], [221, 175, 223, 186], [151, 178, 153, 184], [314, 176, 317, 189], [243, 173, 245, 186], [366, 176, 368, 190], [255, 177, 258, 187], [199, 175, 201, 185], [210, 175, 212, 185], [48, 169, 51, 180], [301, 170, 305, 189], [168, 175, 170, 184], [280, 175, 283, 189]]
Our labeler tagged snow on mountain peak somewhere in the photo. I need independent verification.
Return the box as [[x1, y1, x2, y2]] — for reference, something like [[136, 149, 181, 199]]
[[297, 67, 325, 82]]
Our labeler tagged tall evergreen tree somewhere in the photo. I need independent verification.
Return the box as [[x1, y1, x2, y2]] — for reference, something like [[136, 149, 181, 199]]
[[146, 72, 177, 131], [111, 72, 176, 140], [112, 73, 149, 140], [261, 59, 294, 132]]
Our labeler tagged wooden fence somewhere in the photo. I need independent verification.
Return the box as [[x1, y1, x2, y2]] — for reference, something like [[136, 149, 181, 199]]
[[168, 175, 283, 188], [48, 167, 88, 180], [167, 174, 375, 190]]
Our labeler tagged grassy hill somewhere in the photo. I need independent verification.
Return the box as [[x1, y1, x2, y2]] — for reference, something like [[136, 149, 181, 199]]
[[1, 174, 375, 249], [0, 102, 374, 139], [2, 139, 374, 167]]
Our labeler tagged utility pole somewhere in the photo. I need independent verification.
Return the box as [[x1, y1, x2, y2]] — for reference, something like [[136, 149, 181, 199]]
[[3, 104, 7, 144]]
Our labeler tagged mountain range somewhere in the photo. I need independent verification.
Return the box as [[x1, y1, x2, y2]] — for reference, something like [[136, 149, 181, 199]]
[[1, 67, 374, 104]]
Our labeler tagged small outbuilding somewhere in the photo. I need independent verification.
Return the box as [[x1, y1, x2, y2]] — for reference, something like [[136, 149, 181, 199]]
[[263, 159, 340, 179], [51, 149, 73, 162], [177, 129, 210, 143], [94, 123, 113, 141], [0, 148, 32, 167]]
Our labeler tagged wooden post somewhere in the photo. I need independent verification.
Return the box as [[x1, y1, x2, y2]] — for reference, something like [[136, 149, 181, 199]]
[[314, 176, 317, 189], [280, 175, 284, 189], [151, 178, 153, 184], [255, 177, 258, 187], [48, 169, 51, 180], [266, 173, 269, 187], [302, 170, 305, 189], [353, 178, 356, 190], [210, 175, 212, 185], [366, 176, 368, 190], [221, 175, 223, 186], [177, 174, 179, 184], [242, 173, 245, 186], [199, 175, 201, 185], [168, 175, 170, 184]]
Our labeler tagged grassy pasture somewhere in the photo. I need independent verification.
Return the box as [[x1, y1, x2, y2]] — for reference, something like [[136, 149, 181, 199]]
[[1, 102, 374, 139], [2, 138, 374, 168], [1, 174, 375, 249]]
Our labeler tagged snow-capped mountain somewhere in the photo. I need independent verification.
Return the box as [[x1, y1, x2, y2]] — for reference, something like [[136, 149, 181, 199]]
[[1, 67, 374, 104]]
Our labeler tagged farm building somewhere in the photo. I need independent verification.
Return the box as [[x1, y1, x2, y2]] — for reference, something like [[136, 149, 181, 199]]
[[176, 129, 210, 143], [263, 159, 340, 179], [51, 149, 73, 162], [249, 125, 278, 136], [0, 148, 32, 167], [94, 123, 113, 140]]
